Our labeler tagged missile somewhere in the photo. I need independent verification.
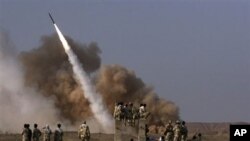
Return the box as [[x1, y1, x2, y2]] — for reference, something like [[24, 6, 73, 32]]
[[48, 13, 55, 24]]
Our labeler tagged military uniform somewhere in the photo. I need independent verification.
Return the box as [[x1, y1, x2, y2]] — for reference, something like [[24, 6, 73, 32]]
[[54, 127, 63, 141], [43, 125, 52, 141], [181, 122, 188, 141], [78, 123, 90, 141], [131, 106, 139, 125], [173, 121, 181, 141], [114, 104, 122, 120], [22, 126, 29, 141], [139, 104, 150, 119], [164, 122, 174, 141], [33, 127, 42, 141]]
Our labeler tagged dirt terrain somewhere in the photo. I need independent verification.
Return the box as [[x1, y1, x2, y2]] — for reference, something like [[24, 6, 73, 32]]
[[1, 122, 244, 141]]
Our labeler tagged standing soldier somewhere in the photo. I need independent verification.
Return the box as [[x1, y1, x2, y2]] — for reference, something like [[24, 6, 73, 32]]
[[181, 121, 188, 141], [164, 120, 174, 141], [113, 102, 119, 119], [43, 124, 52, 141], [27, 124, 32, 141], [22, 124, 29, 141], [127, 102, 133, 125], [114, 102, 122, 120], [33, 124, 42, 141], [122, 103, 129, 125], [173, 120, 181, 141], [54, 123, 63, 141], [139, 104, 150, 119], [78, 121, 90, 141], [131, 103, 139, 126]]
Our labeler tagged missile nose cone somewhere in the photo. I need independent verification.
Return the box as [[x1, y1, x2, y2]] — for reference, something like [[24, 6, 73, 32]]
[[49, 13, 55, 24]]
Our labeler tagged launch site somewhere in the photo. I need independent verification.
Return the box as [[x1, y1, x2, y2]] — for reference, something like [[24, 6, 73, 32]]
[[0, 0, 249, 141]]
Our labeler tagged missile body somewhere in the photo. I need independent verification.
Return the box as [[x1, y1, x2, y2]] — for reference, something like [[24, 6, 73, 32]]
[[49, 13, 55, 24]]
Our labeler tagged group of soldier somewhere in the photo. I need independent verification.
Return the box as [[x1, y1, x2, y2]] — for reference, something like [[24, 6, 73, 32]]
[[161, 120, 188, 141], [113, 102, 150, 126], [21, 121, 90, 141], [161, 120, 202, 141], [22, 123, 62, 141]]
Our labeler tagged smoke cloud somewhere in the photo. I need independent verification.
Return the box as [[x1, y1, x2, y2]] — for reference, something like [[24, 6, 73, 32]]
[[96, 65, 179, 124], [0, 31, 62, 133], [1, 31, 179, 132], [19, 34, 102, 124]]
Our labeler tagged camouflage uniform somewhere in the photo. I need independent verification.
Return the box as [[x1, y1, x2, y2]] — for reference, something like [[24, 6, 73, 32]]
[[173, 121, 181, 141], [139, 104, 150, 119], [114, 103, 122, 120], [43, 125, 52, 141], [78, 123, 90, 141], [28, 127, 32, 141], [22, 125, 29, 141], [131, 106, 139, 125], [164, 121, 174, 141], [181, 121, 188, 141], [54, 124, 63, 141], [33, 125, 42, 141]]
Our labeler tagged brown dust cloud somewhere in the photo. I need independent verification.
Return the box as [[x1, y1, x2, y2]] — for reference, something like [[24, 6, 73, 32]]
[[0, 32, 179, 133]]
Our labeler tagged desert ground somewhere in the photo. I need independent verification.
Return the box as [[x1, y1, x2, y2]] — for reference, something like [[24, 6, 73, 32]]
[[0, 132, 229, 141], [0, 122, 231, 141]]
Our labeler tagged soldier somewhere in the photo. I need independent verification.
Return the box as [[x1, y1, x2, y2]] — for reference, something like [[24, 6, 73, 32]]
[[33, 124, 42, 141], [131, 103, 139, 126], [173, 120, 181, 141], [181, 121, 188, 141], [43, 124, 52, 141], [139, 104, 150, 119], [54, 123, 63, 141], [113, 102, 119, 119], [164, 120, 174, 141], [127, 102, 133, 125], [22, 124, 29, 141], [26, 124, 32, 141], [122, 103, 129, 125], [139, 103, 145, 116], [114, 102, 123, 120], [78, 121, 90, 141]]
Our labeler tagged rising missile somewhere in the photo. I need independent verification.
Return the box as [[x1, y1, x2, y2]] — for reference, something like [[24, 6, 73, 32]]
[[48, 13, 55, 24]]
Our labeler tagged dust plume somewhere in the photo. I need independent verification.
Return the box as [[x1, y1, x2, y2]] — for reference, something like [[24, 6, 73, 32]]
[[20, 34, 101, 124], [96, 65, 179, 124], [18, 33, 179, 129], [0, 30, 61, 133]]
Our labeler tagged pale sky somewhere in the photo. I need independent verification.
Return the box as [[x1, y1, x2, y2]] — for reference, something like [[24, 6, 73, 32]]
[[0, 0, 249, 122]]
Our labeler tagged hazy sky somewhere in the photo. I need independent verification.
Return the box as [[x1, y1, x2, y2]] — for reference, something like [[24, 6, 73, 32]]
[[0, 0, 249, 122]]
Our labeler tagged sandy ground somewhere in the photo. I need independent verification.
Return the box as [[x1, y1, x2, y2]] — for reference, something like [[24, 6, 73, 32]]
[[0, 132, 228, 141]]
